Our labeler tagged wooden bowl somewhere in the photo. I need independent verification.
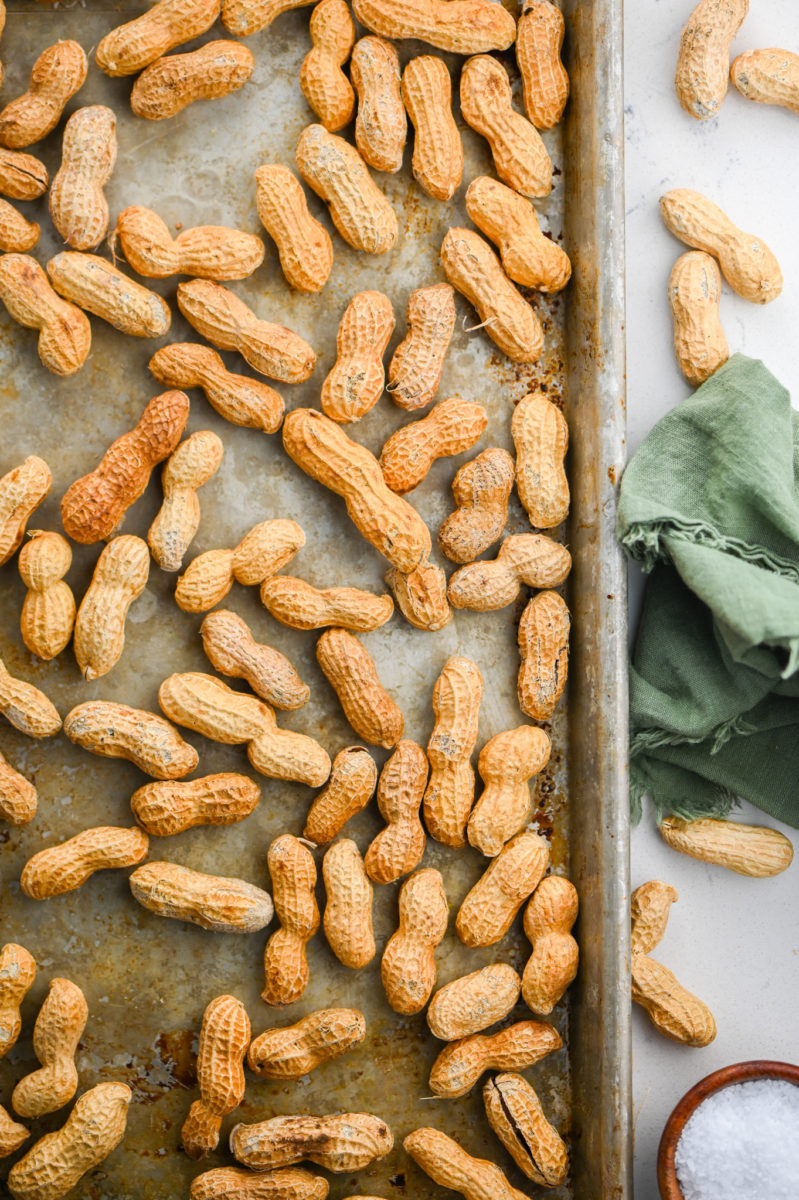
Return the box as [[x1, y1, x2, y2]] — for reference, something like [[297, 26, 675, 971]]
[[657, 1060, 799, 1199]]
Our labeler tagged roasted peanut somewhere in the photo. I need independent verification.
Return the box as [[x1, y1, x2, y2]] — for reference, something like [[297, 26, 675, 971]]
[[483, 1072, 568, 1187], [512, 392, 569, 529], [262, 834, 319, 1006], [231, 1112, 393, 1172], [438, 449, 515, 564], [731, 48, 799, 113], [300, 0, 355, 131], [73, 535, 150, 680], [303, 746, 377, 844], [247, 1008, 365, 1078], [660, 188, 782, 304], [675, 0, 748, 120], [96, 0, 221, 76], [522, 874, 578, 1014], [0, 199, 39, 252], [177, 279, 316, 383], [461, 56, 552, 198], [12, 978, 88, 1118], [381, 867, 448, 1013], [182, 994, 250, 1159], [448, 534, 571, 611], [0, 456, 51, 564], [423, 656, 482, 847], [148, 431, 224, 571], [516, 0, 569, 129], [116, 206, 264, 281], [669, 251, 728, 386], [0, 255, 90, 375], [404, 1127, 529, 1200], [402, 55, 462, 201], [387, 282, 455, 412], [191, 1167, 329, 1200], [351, 37, 406, 172], [261, 577, 393, 632], [222, 0, 315, 36], [130, 861, 274, 932], [0, 753, 37, 826], [151, 344, 284, 433], [351, 0, 516, 54], [427, 963, 521, 1040], [316, 628, 404, 748], [517, 590, 570, 721], [0, 1106, 28, 1158], [201, 610, 309, 711], [21, 826, 149, 901], [296, 123, 398, 254], [283, 408, 431, 572], [429, 1019, 561, 1098], [364, 739, 427, 884], [660, 815, 794, 877], [457, 829, 550, 947], [49, 106, 116, 251], [61, 391, 189, 544], [441, 229, 543, 363], [254, 164, 333, 293], [322, 291, 395, 423], [0, 657, 61, 738], [64, 700, 198, 779], [19, 532, 75, 661], [322, 839, 375, 968], [467, 725, 551, 856], [465, 175, 571, 292], [0, 148, 48, 200], [8, 1082, 131, 1200], [47, 252, 172, 337], [630, 879, 678, 957], [0, 944, 36, 1058], [159, 671, 330, 786], [176, 519, 305, 613], [0, 40, 86, 149], [385, 561, 451, 632], [380, 396, 488, 494], [131, 773, 260, 836], [131, 41, 255, 121]]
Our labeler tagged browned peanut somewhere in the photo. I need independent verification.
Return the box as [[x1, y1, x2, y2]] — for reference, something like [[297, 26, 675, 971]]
[[517, 590, 570, 721], [0, 255, 90, 375], [522, 874, 579, 1015], [467, 725, 551, 857], [96, 0, 222, 76], [427, 963, 521, 1040], [404, 1127, 529, 1200], [0, 1106, 28, 1158], [176, 519, 305, 613], [0, 657, 61, 738], [49, 106, 116, 251], [296, 123, 398, 254], [64, 700, 198, 779], [448, 533, 571, 611], [385, 561, 451, 632], [131, 773, 260, 836], [159, 671, 330, 786], [300, 0, 355, 132], [380, 396, 488, 494], [19, 532, 75, 661], [247, 1008, 365, 1079], [457, 829, 550, 947], [351, 0, 516, 54], [303, 746, 377, 844], [0, 456, 51, 564], [322, 839, 375, 968], [675, 0, 748, 120], [465, 175, 571, 292], [387, 282, 455, 412], [0, 41, 86, 149], [322, 291, 395, 423], [201, 610, 309, 710], [131, 41, 255, 120], [73, 535, 150, 680], [222, 0, 315, 36], [0, 148, 48, 200], [731, 48, 799, 113], [316, 628, 403, 748], [423, 656, 482, 847], [0, 753, 37, 826], [116, 206, 265, 281], [231, 1113, 393, 1172], [460, 56, 552, 198], [660, 815, 794, 878], [255, 164, 333, 293], [365, 739, 427, 883], [148, 431, 224, 571], [47, 252, 172, 337], [283, 409, 431, 572], [351, 37, 406, 172], [150, 344, 284, 433], [438, 449, 515, 564], [483, 1072, 568, 1187], [130, 861, 274, 932], [191, 1167, 329, 1200], [512, 391, 569, 529], [0, 944, 36, 1058], [261, 577, 393, 632], [381, 867, 447, 1013], [429, 1019, 561, 1098], [12, 978, 87, 1118], [630, 879, 678, 957], [263, 834, 319, 1006], [182, 995, 250, 1160], [669, 251, 728, 386], [0, 199, 39, 251], [61, 391, 189, 544], [441, 228, 543, 363], [21, 826, 148, 900], [402, 55, 462, 201], [516, 0, 569, 129], [177, 279, 316, 383]]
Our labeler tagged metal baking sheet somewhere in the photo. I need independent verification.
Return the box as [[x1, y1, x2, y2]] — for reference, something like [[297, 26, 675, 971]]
[[0, 2, 629, 1197]]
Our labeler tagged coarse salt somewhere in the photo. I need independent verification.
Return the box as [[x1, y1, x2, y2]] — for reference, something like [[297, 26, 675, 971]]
[[675, 1078, 799, 1200]]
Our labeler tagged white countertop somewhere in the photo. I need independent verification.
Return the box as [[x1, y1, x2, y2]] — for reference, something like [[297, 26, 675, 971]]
[[624, 2, 799, 1196]]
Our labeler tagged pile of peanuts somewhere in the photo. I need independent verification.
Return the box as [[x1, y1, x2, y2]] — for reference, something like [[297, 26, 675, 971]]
[[0, 0, 583, 1196]]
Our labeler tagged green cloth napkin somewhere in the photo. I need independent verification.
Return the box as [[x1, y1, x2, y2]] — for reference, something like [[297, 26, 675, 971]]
[[618, 354, 799, 829]]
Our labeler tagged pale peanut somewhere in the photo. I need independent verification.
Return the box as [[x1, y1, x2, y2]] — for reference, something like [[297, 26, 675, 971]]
[[731, 48, 799, 113], [457, 829, 550, 947], [439, 448, 515, 563], [182, 994, 250, 1159], [351, 0, 516, 54], [300, 0, 355, 132], [0, 255, 90, 375], [322, 839, 375, 968], [21, 826, 149, 900], [201, 609, 309, 710], [380, 396, 487, 494], [49, 106, 116, 251], [150, 343, 284, 433], [0, 456, 52, 565], [365, 739, 427, 883], [429, 1019, 562, 1098], [176, 519, 305, 613], [0, 1106, 29, 1158], [73, 535, 150, 680], [322, 291, 394, 423], [522, 874, 578, 1014], [0, 753, 37, 826], [0, 40, 87, 149], [467, 725, 551, 857], [130, 861, 274, 932], [191, 1168, 329, 1200], [0, 199, 39, 252], [131, 773, 260, 836], [64, 701, 198, 779], [131, 41, 255, 121], [262, 834, 319, 1006], [385, 561, 451, 632], [448, 533, 571, 611], [0, 944, 36, 1058], [12, 978, 88, 1118], [669, 251, 729, 386], [222, 0, 316, 36], [660, 816, 794, 877], [404, 1127, 530, 1200], [461, 56, 552, 197], [401, 55, 462, 201], [517, 590, 570, 721], [466, 175, 572, 292], [148, 431, 224, 571], [427, 963, 521, 1040], [516, 0, 569, 129], [261, 577, 393, 632], [47, 252, 172, 337], [96, 0, 222, 76], [381, 867, 448, 1013], [0, 148, 48, 200], [231, 1113, 393, 1172], [303, 746, 377, 844], [248, 1008, 365, 1079], [0, 657, 61, 738], [19, 532, 75, 661], [351, 37, 406, 172], [483, 1072, 568, 1187], [116, 206, 265, 280], [255, 164, 333, 293], [316, 628, 404, 748], [423, 656, 482, 847], [387, 282, 455, 411], [675, 0, 748, 120], [512, 391, 569, 529]]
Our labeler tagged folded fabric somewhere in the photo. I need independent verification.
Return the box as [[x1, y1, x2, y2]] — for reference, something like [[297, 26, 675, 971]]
[[618, 354, 799, 829]]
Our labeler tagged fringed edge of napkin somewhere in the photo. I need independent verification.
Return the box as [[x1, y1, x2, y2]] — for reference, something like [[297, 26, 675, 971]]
[[621, 519, 799, 583]]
